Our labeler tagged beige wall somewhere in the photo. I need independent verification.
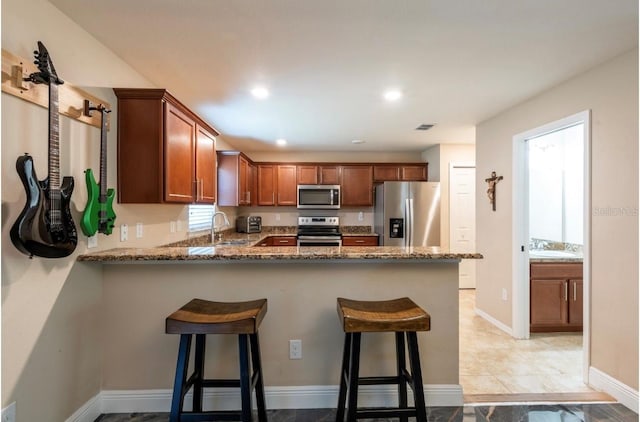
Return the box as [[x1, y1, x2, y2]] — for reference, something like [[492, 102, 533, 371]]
[[0, 0, 189, 419], [100, 261, 460, 389], [475, 49, 638, 390]]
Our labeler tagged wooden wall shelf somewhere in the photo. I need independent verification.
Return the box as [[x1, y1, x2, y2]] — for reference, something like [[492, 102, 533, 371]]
[[1, 49, 111, 130]]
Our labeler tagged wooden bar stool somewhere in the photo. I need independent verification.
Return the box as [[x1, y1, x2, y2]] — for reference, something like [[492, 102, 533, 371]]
[[165, 298, 268, 422], [336, 297, 431, 422]]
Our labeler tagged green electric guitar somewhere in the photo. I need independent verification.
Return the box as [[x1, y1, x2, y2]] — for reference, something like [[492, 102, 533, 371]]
[[81, 102, 116, 236]]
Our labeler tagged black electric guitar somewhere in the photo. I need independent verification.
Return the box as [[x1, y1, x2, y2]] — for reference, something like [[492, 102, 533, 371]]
[[10, 41, 77, 258], [81, 102, 116, 236]]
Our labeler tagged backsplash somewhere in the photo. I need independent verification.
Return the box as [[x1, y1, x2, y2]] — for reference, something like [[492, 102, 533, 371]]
[[237, 206, 374, 227], [529, 238, 583, 253]]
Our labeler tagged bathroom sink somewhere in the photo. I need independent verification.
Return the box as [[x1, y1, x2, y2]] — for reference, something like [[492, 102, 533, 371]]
[[529, 250, 577, 258]]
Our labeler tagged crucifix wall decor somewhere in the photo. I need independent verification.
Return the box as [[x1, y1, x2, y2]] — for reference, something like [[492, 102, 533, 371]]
[[485, 171, 503, 211]]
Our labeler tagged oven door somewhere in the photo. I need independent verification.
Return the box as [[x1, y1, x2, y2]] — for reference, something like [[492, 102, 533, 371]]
[[297, 236, 342, 247]]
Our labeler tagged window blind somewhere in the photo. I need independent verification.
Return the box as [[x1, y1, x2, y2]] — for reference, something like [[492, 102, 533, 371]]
[[188, 204, 214, 232]]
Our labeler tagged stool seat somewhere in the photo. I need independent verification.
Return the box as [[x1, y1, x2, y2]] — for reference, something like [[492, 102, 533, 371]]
[[337, 297, 430, 333], [166, 298, 267, 335]]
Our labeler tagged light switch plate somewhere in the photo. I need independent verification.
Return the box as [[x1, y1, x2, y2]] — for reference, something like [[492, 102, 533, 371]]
[[88, 235, 98, 248], [136, 223, 143, 238]]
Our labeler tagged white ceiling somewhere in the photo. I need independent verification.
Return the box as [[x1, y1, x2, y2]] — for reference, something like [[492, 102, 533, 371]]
[[49, 0, 637, 152]]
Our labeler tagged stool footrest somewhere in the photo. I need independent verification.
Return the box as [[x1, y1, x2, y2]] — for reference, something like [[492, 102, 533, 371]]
[[201, 379, 241, 388], [356, 407, 421, 419], [180, 410, 245, 422], [357, 375, 403, 385]]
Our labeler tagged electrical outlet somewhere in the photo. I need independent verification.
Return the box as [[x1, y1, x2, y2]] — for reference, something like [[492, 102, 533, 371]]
[[176, 220, 182, 232], [120, 224, 128, 242], [358, 211, 364, 221], [87, 235, 98, 248], [289, 339, 302, 360], [170, 221, 176, 233], [502, 288, 508, 301], [275, 213, 281, 221], [136, 223, 143, 238], [2, 401, 16, 422]]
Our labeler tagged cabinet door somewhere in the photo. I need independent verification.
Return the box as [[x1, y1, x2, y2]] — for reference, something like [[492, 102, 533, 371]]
[[341, 166, 373, 206], [277, 165, 297, 205], [257, 165, 276, 205], [319, 166, 341, 185], [239, 155, 250, 205], [195, 124, 216, 204], [530, 279, 568, 331], [164, 102, 195, 203], [568, 279, 583, 327], [400, 165, 428, 181], [297, 165, 319, 185], [373, 165, 399, 181], [248, 162, 257, 206]]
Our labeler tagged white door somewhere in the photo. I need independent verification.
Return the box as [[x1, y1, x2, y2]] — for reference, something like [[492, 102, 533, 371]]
[[450, 165, 476, 289]]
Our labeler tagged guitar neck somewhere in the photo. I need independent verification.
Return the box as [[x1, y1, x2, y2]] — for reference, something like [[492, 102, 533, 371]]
[[48, 83, 60, 192], [99, 108, 108, 200]]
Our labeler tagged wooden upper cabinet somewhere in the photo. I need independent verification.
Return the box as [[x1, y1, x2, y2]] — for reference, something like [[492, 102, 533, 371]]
[[257, 165, 276, 205], [400, 165, 428, 181], [319, 165, 341, 184], [164, 103, 195, 203], [341, 165, 373, 206], [297, 165, 319, 185], [114, 88, 219, 204], [217, 151, 252, 206], [373, 165, 399, 181], [373, 164, 428, 182], [277, 165, 297, 205], [195, 124, 216, 204]]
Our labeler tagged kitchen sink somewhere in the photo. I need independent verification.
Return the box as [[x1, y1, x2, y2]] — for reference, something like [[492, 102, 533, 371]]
[[215, 239, 252, 246]]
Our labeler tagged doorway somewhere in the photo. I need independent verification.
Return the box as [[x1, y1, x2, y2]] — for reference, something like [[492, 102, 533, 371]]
[[512, 110, 591, 381]]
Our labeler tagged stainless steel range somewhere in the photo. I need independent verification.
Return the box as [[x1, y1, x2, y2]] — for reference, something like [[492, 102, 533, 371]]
[[297, 216, 342, 247]]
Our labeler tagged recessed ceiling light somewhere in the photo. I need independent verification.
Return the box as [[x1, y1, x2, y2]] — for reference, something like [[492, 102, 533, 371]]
[[352, 139, 365, 144], [276, 138, 287, 146], [250, 86, 270, 99], [383, 89, 402, 102]]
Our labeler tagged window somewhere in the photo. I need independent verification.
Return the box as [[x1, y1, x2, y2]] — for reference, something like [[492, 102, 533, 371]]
[[188, 204, 214, 232]]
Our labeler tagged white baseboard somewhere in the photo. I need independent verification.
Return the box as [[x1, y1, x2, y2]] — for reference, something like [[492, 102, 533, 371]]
[[95, 384, 462, 414], [589, 367, 638, 413], [65, 393, 101, 422], [475, 307, 513, 336]]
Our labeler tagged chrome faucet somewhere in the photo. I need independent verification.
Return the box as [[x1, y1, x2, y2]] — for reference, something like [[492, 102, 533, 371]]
[[211, 206, 230, 242]]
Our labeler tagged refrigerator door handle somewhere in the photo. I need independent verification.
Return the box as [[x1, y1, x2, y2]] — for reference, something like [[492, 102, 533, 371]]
[[404, 198, 410, 247], [409, 198, 414, 247]]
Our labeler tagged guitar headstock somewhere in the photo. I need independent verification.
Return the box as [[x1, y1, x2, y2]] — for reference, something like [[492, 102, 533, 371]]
[[29, 41, 64, 86]]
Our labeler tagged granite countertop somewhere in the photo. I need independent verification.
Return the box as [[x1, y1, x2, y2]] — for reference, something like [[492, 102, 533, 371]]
[[78, 229, 482, 263], [529, 250, 583, 263]]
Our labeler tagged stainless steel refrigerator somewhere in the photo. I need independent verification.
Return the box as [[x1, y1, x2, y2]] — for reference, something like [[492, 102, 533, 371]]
[[374, 182, 441, 247]]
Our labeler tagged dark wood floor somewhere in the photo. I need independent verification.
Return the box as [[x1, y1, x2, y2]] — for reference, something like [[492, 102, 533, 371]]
[[95, 403, 637, 422]]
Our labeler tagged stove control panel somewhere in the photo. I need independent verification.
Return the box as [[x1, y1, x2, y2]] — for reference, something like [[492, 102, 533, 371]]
[[298, 216, 340, 226]]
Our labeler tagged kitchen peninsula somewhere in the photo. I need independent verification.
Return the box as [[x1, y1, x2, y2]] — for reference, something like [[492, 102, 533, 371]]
[[79, 239, 481, 407]]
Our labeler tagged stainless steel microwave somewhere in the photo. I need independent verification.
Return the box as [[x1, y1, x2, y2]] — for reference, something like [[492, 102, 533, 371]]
[[297, 185, 341, 209]]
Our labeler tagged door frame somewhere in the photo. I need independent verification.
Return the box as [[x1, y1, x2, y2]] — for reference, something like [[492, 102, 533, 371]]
[[512, 110, 591, 382]]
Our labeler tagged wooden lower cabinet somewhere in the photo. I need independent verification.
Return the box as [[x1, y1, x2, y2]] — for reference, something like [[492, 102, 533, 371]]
[[530, 262, 583, 332], [257, 236, 297, 246], [342, 236, 378, 246]]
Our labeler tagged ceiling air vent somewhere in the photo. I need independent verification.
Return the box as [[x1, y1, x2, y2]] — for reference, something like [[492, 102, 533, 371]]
[[415, 124, 435, 131]]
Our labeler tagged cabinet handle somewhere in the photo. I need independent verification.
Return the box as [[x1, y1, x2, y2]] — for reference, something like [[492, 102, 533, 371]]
[[272, 193, 275, 204], [199, 179, 204, 200], [564, 281, 568, 302], [573, 281, 577, 301], [355, 240, 364, 243], [278, 240, 288, 243], [247, 191, 251, 203]]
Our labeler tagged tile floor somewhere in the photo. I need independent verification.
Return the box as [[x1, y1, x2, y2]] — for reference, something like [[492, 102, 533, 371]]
[[95, 403, 638, 421], [459, 289, 593, 395]]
